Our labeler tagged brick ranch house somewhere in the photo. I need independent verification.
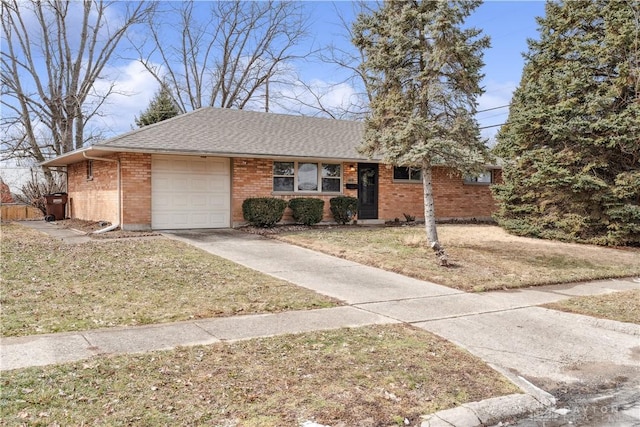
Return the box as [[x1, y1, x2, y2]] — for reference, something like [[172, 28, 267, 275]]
[[41, 107, 501, 231]]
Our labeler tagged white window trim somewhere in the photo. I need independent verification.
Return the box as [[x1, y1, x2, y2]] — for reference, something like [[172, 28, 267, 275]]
[[393, 166, 422, 183], [463, 170, 493, 185], [272, 160, 343, 194], [273, 161, 294, 191], [86, 160, 94, 181]]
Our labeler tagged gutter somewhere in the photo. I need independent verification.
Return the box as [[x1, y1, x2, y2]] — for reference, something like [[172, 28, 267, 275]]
[[82, 152, 121, 234]]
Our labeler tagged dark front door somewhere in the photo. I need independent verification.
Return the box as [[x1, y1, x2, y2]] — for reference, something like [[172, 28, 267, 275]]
[[357, 163, 378, 219]]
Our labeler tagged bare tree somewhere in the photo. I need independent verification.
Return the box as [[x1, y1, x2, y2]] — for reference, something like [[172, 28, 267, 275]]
[[274, 1, 377, 120], [1, 0, 154, 175], [14, 167, 66, 214], [134, 0, 311, 113]]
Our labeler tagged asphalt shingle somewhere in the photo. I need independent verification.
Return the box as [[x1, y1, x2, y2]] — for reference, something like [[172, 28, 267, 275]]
[[96, 107, 370, 161]]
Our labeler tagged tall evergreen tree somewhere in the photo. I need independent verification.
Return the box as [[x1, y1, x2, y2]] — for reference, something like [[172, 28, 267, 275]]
[[135, 84, 180, 127], [494, 0, 640, 246], [353, 0, 490, 265]]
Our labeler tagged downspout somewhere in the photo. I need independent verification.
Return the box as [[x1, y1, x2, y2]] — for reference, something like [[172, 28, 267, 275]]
[[82, 152, 121, 234]]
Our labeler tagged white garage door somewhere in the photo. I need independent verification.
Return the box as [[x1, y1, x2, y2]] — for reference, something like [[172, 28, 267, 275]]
[[152, 155, 230, 229]]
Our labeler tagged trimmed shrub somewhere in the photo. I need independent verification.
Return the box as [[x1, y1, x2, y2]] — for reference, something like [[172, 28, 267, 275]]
[[288, 198, 325, 225], [242, 197, 287, 227], [330, 196, 358, 224]]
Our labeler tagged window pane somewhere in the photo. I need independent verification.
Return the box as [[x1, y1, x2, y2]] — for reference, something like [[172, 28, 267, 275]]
[[274, 162, 294, 176], [322, 178, 341, 192], [464, 171, 492, 184], [476, 172, 492, 183], [394, 166, 421, 181], [298, 163, 318, 191], [273, 177, 294, 191], [322, 164, 341, 178], [393, 167, 409, 180]]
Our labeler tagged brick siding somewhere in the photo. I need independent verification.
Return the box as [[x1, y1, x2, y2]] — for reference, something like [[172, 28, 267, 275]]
[[68, 154, 499, 229], [232, 159, 499, 225], [375, 165, 500, 222], [1, 181, 14, 204], [232, 158, 351, 225], [119, 153, 151, 230], [67, 153, 152, 230], [67, 156, 119, 224]]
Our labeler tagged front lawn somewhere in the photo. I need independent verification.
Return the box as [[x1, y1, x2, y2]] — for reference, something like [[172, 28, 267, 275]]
[[1, 223, 337, 337], [275, 224, 640, 292], [0, 324, 519, 426]]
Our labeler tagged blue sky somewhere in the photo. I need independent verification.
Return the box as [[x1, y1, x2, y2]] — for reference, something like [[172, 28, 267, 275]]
[[94, 1, 547, 145], [467, 1, 546, 141], [301, 1, 547, 142], [2, 1, 547, 189]]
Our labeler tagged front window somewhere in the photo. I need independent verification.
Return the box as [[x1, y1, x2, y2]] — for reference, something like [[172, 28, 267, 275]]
[[298, 162, 318, 191], [273, 161, 294, 191], [273, 161, 341, 193], [393, 166, 422, 182], [464, 170, 493, 184]]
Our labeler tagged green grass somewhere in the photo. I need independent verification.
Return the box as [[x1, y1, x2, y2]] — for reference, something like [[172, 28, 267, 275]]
[[0, 324, 520, 426], [1, 223, 338, 337], [275, 225, 640, 291]]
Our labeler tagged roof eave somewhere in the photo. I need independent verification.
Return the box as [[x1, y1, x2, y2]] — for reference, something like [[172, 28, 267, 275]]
[[40, 146, 111, 167], [40, 145, 377, 167]]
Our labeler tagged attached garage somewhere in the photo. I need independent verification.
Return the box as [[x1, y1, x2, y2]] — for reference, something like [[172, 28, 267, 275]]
[[151, 155, 230, 229]]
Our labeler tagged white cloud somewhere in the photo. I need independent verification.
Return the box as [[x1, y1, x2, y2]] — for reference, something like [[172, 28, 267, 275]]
[[314, 80, 358, 109], [89, 60, 161, 138], [268, 78, 365, 119]]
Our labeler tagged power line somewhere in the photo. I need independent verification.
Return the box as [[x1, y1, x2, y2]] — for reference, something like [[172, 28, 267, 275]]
[[476, 104, 510, 113], [478, 111, 509, 120], [479, 123, 506, 130]]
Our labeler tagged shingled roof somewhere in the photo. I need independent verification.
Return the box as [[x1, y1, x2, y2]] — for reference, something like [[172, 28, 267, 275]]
[[43, 107, 373, 166]]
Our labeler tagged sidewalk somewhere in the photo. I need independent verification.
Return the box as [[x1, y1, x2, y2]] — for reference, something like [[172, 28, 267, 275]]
[[14, 219, 93, 244], [4, 222, 640, 426]]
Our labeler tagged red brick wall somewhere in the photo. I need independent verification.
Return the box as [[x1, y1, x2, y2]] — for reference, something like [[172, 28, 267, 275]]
[[67, 153, 152, 230], [430, 166, 498, 220], [69, 153, 499, 229], [232, 159, 499, 225], [375, 166, 501, 221], [67, 155, 119, 224], [232, 158, 357, 225], [232, 158, 273, 223], [120, 153, 151, 230], [377, 165, 424, 221]]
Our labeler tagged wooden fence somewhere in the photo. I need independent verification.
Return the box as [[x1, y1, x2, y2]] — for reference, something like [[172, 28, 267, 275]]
[[1, 204, 43, 221]]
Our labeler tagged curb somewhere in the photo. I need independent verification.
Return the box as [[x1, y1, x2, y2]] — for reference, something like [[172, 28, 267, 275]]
[[420, 376, 555, 427], [302, 381, 555, 427]]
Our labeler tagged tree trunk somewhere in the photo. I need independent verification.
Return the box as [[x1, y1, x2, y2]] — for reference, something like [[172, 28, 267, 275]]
[[422, 163, 449, 266]]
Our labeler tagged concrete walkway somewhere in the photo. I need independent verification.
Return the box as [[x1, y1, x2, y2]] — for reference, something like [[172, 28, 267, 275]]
[[4, 222, 640, 426]]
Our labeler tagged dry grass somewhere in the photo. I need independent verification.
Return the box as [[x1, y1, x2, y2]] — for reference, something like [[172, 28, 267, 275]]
[[0, 324, 519, 426], [544, 289, 640, 324], [0, 223, 338, 337], [275, 225, 640, 292]]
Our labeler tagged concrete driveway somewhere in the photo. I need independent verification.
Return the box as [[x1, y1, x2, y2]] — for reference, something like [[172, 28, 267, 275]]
[[166, 229, 640, 424]]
